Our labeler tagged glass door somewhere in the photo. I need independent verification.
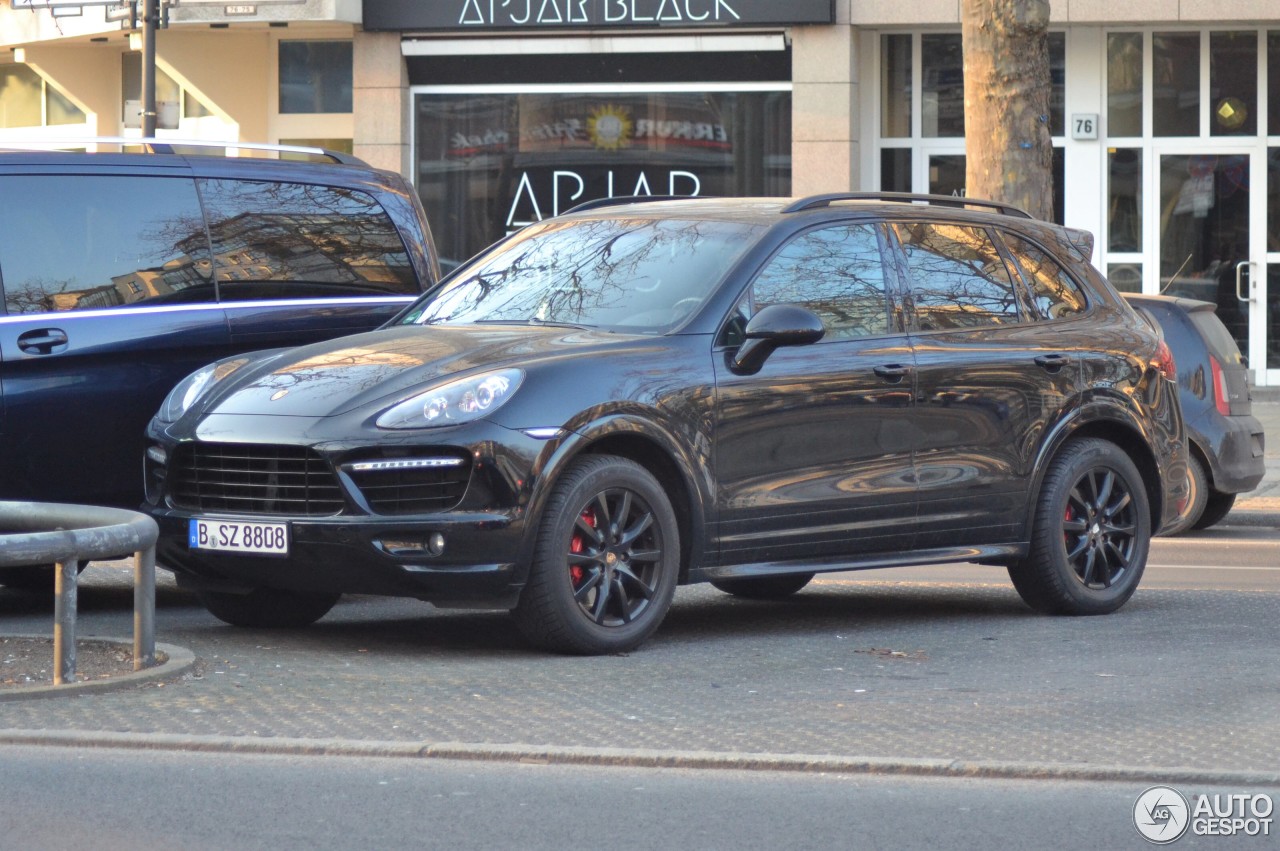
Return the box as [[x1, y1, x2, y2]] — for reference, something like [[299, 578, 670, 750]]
[[1156, 149, 1270, 383]]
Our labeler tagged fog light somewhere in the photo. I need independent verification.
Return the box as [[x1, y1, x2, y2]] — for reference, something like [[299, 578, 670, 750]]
[[428, 532, 446, 556], [146, 445, 167, 465]]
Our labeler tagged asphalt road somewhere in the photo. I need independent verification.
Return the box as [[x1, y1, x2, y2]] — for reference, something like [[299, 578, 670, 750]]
[[2, 745, 1275, 851]]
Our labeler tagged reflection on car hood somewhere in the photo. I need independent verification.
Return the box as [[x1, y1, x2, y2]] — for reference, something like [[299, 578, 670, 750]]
[[209, 324, 630, 418]]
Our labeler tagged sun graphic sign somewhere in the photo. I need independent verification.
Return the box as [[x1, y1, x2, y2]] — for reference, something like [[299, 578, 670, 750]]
[[587, 105, 633, 150]]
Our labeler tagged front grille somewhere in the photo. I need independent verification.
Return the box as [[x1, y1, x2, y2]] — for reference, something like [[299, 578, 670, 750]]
[[345, 456, 471, 515], [169, 443, 344, 516]]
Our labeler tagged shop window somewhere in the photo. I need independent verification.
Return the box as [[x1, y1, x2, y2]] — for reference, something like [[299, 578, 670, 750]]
[[1271, 33, 1280, 137], [279, 41, 352, 114], [1210, 32, 1257, 137], [0, 63, 85, 128], [0, 175, 213, 314], [414, 89, 791, 268], [122, 53, 189, 129], [1153, 33, 1200, 137], [1107, 33, 1143, 137], [881, 34, 911, 139], [921, 34, 964, 138], [1108, 148, 1142, 252], [881, 149, 911, 192]]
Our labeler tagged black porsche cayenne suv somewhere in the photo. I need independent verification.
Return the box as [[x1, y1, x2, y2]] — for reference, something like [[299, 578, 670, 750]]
[[143, 193, 1188, 654]]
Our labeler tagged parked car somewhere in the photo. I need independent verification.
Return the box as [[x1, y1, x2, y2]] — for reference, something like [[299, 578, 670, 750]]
[[142, 193, 1187, 654], [0, 140, 440, 589], [1124, 293, 1265, 533]]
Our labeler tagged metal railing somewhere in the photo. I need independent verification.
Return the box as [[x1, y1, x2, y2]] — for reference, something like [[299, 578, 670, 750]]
[[0, 502, 159, 685]]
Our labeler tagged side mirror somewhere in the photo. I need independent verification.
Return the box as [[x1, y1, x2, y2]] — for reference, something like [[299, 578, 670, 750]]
[[731, 304, 825, 374]]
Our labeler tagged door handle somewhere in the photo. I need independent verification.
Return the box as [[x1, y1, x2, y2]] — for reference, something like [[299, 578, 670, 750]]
[[1235, 261, 1255, 303], [873, 364, 912, 383], [16, 328, 69, 355], [1034, 353, 1072, 371]]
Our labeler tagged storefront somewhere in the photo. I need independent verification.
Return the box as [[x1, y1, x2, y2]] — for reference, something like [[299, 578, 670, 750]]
[[858, 25, 1279, 387], [363, 0, 833, 267]]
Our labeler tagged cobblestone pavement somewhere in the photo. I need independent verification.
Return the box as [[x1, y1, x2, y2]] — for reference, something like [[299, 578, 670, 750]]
[[1, 565, 1277, 779]]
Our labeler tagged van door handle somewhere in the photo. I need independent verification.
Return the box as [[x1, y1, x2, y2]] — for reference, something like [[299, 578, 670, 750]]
[[873, 364, 912, 383], [17, 328, 69, 355], [1034, 353, 1071, 371]]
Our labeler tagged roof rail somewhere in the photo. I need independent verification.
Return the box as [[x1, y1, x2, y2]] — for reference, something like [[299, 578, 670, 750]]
[[783, 192, 1035, 219], [564, 195, 693, 214], [0, 137, 366, 166]]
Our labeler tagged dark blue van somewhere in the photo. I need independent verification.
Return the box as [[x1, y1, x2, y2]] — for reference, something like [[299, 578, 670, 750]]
[[0, 143, 439, 586]]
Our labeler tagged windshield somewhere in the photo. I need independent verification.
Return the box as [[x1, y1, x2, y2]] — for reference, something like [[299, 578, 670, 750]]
[[399, 216, 762, 333]]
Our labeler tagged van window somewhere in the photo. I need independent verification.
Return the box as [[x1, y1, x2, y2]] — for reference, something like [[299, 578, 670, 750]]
[[197, 179, 418, 300], [0, 175, 214, 314]]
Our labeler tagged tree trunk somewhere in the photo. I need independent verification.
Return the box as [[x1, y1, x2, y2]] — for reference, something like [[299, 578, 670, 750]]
[[961, 0, 1054, 221]]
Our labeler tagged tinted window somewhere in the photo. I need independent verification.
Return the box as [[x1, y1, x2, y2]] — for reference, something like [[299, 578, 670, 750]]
[[402, 217, 762, 333], [198, 179, 417, 300], [279, 41, 353, 114], [0, 175, 213, 314], [1000, 231, 1088, 320], [892, 222, 1021, 330], [750, 224, 893, 341]]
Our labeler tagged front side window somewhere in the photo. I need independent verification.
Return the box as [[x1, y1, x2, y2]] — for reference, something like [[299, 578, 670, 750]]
[[749, 224, 894, 341], [892, 222, 1022, 330], [401, 217, 763, 333], [0, 175, 213, 314], [1000, 231, 1088, 320], [198, 179, 417, 300]]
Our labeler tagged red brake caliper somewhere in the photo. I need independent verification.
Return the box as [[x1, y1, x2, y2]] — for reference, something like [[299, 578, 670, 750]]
[[570, 508, 596, 587]]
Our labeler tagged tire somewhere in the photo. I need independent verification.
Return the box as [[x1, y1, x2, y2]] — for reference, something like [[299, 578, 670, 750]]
[[1193, 490, 1237, 530], [1161, 454, 1208, 536], [198, 586, 340, 628], [1007, 438, 1151, 616], [0, 563, 85, 593], [512, 455, 680, 655], [710, 573, 814, 600]]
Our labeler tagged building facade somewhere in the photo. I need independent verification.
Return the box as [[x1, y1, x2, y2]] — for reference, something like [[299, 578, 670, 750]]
[[2, 0, 1278, 384]]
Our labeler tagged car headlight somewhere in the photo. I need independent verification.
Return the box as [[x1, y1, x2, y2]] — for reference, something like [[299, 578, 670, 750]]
[[155, 358, 251, 423], [376, 369, 524, 429]]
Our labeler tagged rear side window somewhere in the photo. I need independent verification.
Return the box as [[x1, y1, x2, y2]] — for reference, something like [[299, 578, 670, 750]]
[[891, 221, 1022, 330], [1000, 231, 1088, 320], [749, 224, 893, 341], [197, 179, 417, 300], [0, 174, 214, 314]]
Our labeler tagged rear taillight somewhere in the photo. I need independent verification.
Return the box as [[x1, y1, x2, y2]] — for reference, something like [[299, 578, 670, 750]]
[[1209, 354, 1231, 416], [1154, 339, 1176, 382]]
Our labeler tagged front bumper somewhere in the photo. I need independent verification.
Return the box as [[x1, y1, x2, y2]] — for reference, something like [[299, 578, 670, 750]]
[[151, 508, 526, 607]]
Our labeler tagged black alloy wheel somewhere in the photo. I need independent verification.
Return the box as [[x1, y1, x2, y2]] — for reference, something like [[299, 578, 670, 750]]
[[514, 455, 679, 654], [1008, 438, 1151, 615]]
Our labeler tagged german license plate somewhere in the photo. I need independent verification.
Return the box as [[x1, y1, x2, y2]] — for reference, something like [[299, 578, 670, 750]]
[[189, 518, 289, 556]]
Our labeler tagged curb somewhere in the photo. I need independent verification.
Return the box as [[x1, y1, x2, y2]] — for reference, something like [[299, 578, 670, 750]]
[[0, 731, 1276, 787], [0, 638, 196, 702]]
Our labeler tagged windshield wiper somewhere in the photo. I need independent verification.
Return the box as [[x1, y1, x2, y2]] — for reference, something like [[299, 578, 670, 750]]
[[478, 318, 596, 330]]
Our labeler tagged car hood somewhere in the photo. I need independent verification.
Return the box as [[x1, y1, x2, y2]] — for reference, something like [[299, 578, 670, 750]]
[[207, 324, 641, 418]]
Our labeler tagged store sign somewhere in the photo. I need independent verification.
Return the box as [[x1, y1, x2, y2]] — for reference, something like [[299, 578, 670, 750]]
[[364, 0, 833, 31], [505, 168, 704, 230]]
